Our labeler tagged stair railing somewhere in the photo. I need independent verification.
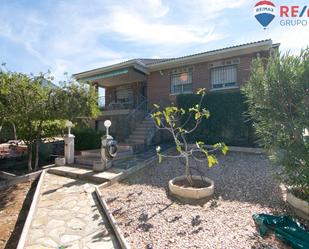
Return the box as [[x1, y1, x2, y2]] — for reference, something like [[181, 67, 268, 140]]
[[124, 95, 148, 140]]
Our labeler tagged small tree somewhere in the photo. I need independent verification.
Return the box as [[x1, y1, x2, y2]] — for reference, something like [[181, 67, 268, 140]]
[[151, 89, 228, 186], [243, 49, 309, 200], [0, 68, 99, 172]]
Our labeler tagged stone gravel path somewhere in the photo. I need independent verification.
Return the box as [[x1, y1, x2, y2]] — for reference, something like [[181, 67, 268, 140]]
[[25, 172, 119, 249]]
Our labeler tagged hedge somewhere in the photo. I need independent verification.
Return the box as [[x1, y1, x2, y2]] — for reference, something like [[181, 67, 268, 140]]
[[72, 127, 104, 151], [176, 91, 257, 147]]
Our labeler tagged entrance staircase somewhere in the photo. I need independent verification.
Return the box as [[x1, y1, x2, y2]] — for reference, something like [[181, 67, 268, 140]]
[[125, 118, 156, 149]]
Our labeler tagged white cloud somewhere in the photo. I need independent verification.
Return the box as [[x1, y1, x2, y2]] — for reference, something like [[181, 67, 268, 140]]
[[105, 7, 224, 45], [180, 0, 249, 19], [270, 26, 309, 54]]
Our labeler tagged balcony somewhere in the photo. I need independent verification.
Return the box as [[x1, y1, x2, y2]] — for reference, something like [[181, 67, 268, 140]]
[[98, 95, 147, 116]]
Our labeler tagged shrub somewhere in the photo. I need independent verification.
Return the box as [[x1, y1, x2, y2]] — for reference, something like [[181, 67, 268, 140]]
[[243, 50, 309, 200], [176, 91, 255, 146], [73, 127, 103, 151]]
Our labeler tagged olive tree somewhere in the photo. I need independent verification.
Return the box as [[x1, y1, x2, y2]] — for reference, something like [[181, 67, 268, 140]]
[[243, 49, 309, 200], [0, 68, 99, 172], [151, 89, 228, 186]]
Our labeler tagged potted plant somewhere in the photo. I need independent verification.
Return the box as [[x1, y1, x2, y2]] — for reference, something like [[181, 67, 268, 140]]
[[151, 89, 228, 201], [244, 49, 309, 220]]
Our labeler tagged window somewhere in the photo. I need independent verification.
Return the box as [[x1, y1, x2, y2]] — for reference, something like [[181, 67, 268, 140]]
[[116, 85, 133, 103], [171, 71, 192, 94], [211, 65, 238, 89]]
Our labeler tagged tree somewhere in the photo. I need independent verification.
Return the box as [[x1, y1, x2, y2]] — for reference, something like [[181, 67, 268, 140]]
[[243, 49, 309, 200], [151, 89, 228, 186], [0, 68, 100, 172]]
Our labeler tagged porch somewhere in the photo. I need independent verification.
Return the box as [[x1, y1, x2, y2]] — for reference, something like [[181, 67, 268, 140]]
[[74, 63, 156, 144]]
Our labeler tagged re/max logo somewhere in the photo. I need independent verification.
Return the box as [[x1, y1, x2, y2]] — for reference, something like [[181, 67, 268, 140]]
[[280, 6, 309, 17]]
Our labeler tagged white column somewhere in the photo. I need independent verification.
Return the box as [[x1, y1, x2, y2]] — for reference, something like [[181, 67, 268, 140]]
[[64, 134, 75, 164]]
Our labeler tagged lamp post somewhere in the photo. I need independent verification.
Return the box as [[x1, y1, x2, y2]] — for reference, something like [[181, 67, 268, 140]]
[[66, 120, 73, 135], [104, 120, 112, 136]]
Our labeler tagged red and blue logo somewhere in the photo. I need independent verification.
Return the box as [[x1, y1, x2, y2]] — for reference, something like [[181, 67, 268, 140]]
[[254, 1, 276, 28]]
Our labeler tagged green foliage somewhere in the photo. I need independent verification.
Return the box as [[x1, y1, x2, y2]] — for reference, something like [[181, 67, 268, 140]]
[[0, 67, 100, 171], [243, 49, 309, 199], [73, 127, 103, 151], [151, 89, 228, 185], [177, 91, 255, 146]]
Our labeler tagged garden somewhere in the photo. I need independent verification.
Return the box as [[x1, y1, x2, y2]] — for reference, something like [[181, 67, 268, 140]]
[[100, 49, 309, 248]]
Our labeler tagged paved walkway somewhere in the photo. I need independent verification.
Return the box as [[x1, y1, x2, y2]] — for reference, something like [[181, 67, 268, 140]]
[[25, 172, 119, 249]]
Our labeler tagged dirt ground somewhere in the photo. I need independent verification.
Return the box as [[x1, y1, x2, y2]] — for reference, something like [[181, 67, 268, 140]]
[[0, 179, 37, 249]]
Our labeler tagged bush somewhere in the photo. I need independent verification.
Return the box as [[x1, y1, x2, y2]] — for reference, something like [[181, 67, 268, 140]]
[[73, 128, 103, 151], [243, 50, 309, 200], [176, 91, 256, 146]]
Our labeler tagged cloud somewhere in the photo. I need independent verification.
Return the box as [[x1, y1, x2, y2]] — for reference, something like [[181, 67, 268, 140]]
[[105, 7, 224, 46]]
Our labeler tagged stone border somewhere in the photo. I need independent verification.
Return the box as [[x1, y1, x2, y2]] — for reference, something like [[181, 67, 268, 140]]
[[95, 187, 131, 249], [0, 164, 55, 191], [99, 154, 159, 188], [0, 171, 41, 191], [0, 170, 16, 179], [16, 170, 46, 249], [204, 145, 264, 154]]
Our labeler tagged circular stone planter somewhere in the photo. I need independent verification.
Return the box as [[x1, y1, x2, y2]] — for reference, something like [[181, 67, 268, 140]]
[[286, 192, 309, 221], [169, 175, 214, 200]]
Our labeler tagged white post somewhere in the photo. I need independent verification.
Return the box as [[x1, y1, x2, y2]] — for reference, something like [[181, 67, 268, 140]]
[[64, 134, 75, 164], [64, 120, 74, 164]]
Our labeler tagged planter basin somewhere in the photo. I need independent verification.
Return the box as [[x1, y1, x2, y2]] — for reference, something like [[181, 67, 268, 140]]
[[169, 175, 214, 200], [55, 157, 66, 166], [93, 161, 105, 172], [287, 192, 309, 221]]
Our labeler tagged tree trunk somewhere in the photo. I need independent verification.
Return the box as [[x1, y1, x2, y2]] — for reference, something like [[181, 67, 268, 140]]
[[185, 155, 193, 186], [34, 139, 40, 171], [27, 143, 33, 172], [12, 122, 17, 140]]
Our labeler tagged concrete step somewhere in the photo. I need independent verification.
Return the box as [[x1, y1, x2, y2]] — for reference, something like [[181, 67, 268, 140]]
[[142, 120, 154, 124], [75, 151, 134, 166], [48, 166, 123, 183], [126, 138, 145, 144], [128, 134, 146, 140], [131, 130, 148, 135], [80, 145, 133, 157], [134, 127, 148, 132], [137, 123, 154, 128]]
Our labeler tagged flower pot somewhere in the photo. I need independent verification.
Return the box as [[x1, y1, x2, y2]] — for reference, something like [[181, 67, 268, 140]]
[[286, 192, 309, 221], [168, 175, 214, 200], [55, 157, 65, 166]]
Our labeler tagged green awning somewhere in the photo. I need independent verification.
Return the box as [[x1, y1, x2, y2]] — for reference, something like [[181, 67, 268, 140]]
[[81, 69, 129, 82]]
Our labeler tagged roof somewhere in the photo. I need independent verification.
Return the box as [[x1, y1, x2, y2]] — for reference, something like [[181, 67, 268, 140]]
[[74, 39, 278, 80]]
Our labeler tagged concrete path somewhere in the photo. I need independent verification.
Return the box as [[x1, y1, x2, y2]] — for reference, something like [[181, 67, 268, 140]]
[[25, 172, 120, 249]]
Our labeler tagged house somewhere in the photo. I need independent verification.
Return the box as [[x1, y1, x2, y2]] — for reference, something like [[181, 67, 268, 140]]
[[73, 39, 279, 147]]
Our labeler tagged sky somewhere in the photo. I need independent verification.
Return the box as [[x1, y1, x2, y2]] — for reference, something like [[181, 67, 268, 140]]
[[0, 0, 308, 81]]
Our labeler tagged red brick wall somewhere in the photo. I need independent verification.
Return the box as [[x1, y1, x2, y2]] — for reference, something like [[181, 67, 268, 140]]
[[147, 52, 269, 107]]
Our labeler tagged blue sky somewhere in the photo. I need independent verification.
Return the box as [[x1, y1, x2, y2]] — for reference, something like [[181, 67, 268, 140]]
[[0, 0, 308, 81]]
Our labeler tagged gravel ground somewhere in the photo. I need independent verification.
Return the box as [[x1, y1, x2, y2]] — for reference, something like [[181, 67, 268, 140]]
[[101, 152, 308, 249]]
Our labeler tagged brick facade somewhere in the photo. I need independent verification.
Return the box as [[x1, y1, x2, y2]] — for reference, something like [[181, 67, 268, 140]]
[[147, 51, 270, 107]]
